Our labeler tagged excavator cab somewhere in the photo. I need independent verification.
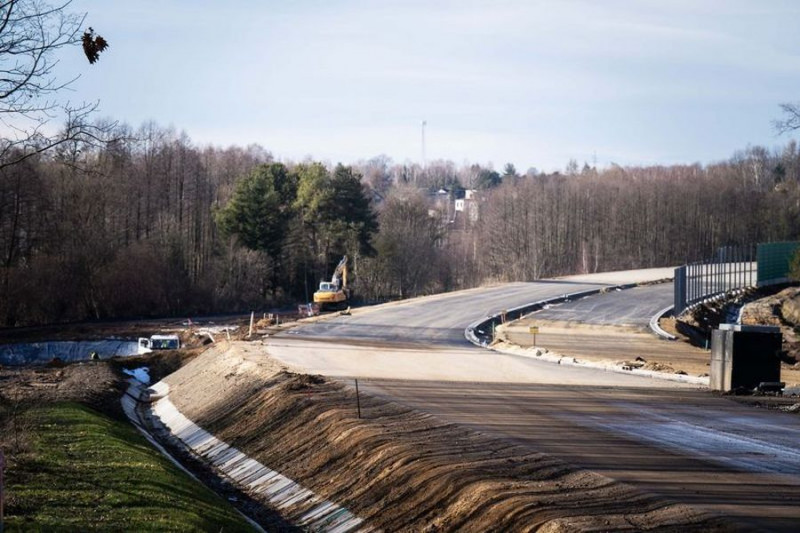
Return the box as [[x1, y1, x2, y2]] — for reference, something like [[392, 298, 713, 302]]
[[318, 281, 339, 292]]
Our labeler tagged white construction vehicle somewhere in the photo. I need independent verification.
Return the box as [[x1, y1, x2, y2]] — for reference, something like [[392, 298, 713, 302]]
[[137, 334, 180, 355]]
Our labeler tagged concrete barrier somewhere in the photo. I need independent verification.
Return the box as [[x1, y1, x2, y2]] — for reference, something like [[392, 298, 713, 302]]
[[649, 306, 677, 340]]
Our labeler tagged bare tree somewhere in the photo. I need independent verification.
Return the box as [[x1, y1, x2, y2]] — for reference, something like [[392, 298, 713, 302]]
[[775, 102, 800, 134], [0, 0, 108, 170]]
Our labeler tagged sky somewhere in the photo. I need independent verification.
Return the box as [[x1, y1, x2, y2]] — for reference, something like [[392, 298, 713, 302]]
[[56, 0, 800, 172]]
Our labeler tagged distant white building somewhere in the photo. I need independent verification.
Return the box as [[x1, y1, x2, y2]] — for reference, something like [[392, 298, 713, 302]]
[[455, 189, 477, 212], [453, 189, 480, 227]]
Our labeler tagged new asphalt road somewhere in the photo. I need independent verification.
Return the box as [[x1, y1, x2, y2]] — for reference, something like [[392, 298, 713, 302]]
[[526, 282, 674, 328], [265, 268, 800, 530]]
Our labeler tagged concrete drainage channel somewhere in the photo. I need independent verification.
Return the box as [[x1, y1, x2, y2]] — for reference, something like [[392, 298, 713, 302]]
[[122, 379, 368, 533], [465, 282, 709, 386]]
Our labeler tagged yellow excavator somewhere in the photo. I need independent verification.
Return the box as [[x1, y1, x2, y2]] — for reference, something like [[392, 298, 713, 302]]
[[313, 255, 350, 310]]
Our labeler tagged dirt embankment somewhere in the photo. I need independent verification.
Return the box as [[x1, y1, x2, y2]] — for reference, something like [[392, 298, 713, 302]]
[[677, 286, 800, 387], [0, 361, 125, 420], [740, 286, 800, 363], [497, 319, 712, 380], [162, 341, 734, 532]]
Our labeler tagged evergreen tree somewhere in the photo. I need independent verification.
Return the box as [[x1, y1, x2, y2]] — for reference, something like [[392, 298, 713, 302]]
[[215, 162, 296, 259]]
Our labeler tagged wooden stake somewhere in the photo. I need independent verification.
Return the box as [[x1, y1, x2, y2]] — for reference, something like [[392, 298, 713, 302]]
[[355, 379, 362, 419], [1, 448, 5, 533]]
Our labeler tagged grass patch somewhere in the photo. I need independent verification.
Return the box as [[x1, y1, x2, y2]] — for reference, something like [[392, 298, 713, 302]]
[[2, 402, 255, 532]]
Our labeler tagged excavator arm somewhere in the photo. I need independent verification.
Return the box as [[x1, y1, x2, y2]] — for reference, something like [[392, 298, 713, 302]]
[[332, 255, 348, 289]]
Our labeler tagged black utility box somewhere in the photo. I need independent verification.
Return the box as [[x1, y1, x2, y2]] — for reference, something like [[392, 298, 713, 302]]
[[710, 324, 782, 392]]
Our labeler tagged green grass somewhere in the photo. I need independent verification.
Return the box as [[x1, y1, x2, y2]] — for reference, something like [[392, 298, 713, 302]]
[[3, 402, 256, 532]]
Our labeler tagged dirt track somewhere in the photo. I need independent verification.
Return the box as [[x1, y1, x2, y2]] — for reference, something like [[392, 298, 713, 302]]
[[160, 341, 734, 532], [499, 320, 715, 379]]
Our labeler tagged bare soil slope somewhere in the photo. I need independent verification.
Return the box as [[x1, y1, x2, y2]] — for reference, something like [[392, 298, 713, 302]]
[[0, 360, 123, 418], [678, 286, 800, 387], [163, 341, 735, 532], [498, 320, 712, 379], [741, 287, 800, 366]]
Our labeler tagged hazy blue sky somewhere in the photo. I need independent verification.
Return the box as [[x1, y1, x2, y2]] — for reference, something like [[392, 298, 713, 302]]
[[62, 0, 800, 171]]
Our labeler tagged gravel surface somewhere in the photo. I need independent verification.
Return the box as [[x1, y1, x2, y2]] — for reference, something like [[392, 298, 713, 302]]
[[162, 341, 733, 532]]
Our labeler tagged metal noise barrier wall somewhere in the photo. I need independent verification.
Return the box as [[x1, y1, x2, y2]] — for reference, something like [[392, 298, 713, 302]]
[[674, 245, 757, 316], [674, 241, 800, 316], [758, 241, 800, 284]]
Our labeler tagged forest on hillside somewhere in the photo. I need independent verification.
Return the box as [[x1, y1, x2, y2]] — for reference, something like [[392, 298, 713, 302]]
[[0, 1, 798, 327], [2, 120, 799, 327]]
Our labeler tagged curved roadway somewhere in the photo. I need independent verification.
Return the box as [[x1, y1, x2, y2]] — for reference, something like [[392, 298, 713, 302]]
[[528, 282, 674, 327], [289, 280, 611, 345], [264, 268, 800, 531]]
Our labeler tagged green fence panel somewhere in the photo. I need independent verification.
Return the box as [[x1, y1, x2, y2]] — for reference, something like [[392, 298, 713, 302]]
[[757, 241, 800, 283]]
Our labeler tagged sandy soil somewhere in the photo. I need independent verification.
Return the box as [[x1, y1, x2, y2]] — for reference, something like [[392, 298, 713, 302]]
[[498, 319, 715, 381], [262, 336, 694, 388], [740, 286, 800, 362], [161, 340, 735, 532]]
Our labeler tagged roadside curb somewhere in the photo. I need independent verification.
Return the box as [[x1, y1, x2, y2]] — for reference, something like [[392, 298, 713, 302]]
[[489, 341, 709, 386], [464, 279, 711, 387], [649, 306, 677, 340]]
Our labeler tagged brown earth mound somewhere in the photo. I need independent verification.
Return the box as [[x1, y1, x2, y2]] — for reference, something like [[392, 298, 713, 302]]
[[783, 291, 800, 325], [0, 348, 200, 430], [163, 341, 734, 532], [676, 285, 800, 385], [0, 361, 123, 417], [741, 286, 800, 367]]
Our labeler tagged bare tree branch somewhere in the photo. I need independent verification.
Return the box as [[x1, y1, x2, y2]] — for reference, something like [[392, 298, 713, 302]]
[[774, 102, 800, 135], [0, 1, 84, 109], [0, 1, 114, 171], [0, 101, 121, 170]]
